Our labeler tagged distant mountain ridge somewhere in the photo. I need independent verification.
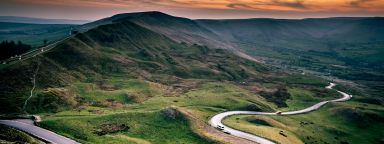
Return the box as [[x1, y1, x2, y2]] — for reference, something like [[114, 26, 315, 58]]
[[80, 12, 384, 49], [0, 16, 90, 24], [78, 12, 384, 97], [80, 12, 384, 67]]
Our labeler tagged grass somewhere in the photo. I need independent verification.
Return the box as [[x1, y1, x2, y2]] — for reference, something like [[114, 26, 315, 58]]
[[73, 79, 165, 103], [33, 76, 343, 144], [223, 115, 304, 144], [40, 110, 214, 144], [223, 101, 384, 144], [32, 79, 278, 143], [280, 88, 335, 111], [273, 74, 328, 87], [132, 82, 276, 115], [0, 124, 43, 143]]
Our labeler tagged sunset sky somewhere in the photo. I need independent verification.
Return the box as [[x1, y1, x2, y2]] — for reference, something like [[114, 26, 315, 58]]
[[1, 0, 384, 20]]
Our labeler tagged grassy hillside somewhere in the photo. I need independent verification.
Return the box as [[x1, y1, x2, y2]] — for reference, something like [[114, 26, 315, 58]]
[[83, 13, 384, 99], [224, 101, 384, 144], [0, 12, 382, 143], [80, 11, 230, 49], [80, 13, 384, 90], [0, 124, 44, 143]]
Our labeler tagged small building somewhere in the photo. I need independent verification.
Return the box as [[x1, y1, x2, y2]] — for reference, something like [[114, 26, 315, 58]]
[[70, 27, 79, 35], [70, 30, 79, 35]]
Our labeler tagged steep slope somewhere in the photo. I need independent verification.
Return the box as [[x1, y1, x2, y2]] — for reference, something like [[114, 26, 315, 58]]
[[80, 11, 232, 49], [85, 13, 384, 98], [0, 20, 270, 114]]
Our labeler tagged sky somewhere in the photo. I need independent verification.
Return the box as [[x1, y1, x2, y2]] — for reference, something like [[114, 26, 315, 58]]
[[1, 0, 384, 20]]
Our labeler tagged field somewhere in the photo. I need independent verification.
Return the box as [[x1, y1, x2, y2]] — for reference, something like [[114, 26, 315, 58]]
[[41, 110, 212, 144], [31, 80, 269, 143], [223, 99, 384, 144], [24, 73, 343, 143], [0, 124, 44, 143]]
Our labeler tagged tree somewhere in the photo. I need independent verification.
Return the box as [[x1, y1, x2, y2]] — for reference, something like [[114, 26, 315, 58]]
[[43, 39, 47, 46], [0, 40, 32, 60]]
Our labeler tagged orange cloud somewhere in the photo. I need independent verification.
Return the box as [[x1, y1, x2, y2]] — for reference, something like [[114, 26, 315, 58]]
[[2, 0, 384, 20], [12, 0, 384, 12]]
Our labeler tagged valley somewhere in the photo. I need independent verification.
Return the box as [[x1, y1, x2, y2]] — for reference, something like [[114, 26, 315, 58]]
[[0, 12, 383, 144]]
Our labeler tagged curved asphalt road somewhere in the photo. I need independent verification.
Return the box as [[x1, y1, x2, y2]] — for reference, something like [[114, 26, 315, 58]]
[[209, 83, 352, 144], [0, 119, 79, 144]]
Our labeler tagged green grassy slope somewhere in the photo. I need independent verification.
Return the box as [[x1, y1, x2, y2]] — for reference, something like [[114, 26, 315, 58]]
[[0, 18, 281, 143], [80, 13, 384, 72], [0, 19, 278, 143], [0, 124, 44, 143], [84, 13, 384, 99], [80, 11, 230, 49], [0, 12, 382, 143], [80, 13, 384, 85], [0, 19, 275, 114], [40, 111, 213, 144], [224, 101, 384, 144]]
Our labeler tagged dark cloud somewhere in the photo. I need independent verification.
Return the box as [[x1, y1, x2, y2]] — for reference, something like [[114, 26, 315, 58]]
[[226, 0, 308, 10], [350, 0, 376, 7], [227, 3, 254, 9], [271, 0, 307, 9]]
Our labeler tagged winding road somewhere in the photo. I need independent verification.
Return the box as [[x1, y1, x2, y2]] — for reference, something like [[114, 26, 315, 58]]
[[209, 83, 352, 144]]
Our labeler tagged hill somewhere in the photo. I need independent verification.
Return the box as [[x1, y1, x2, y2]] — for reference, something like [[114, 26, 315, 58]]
[[0, 20, 272, 114], [0, 14, 287, 143], [0, 12, 382, 144], [80, 13, 384, 98], [82, 12, 384, 72], [80, 11, 231, 49]]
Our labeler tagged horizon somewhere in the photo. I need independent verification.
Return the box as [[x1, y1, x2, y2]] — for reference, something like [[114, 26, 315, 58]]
[[1, 0, 384, 20]]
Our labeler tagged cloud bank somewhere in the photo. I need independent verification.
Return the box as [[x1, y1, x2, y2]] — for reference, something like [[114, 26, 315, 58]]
[[1, 0, 383, 20]]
